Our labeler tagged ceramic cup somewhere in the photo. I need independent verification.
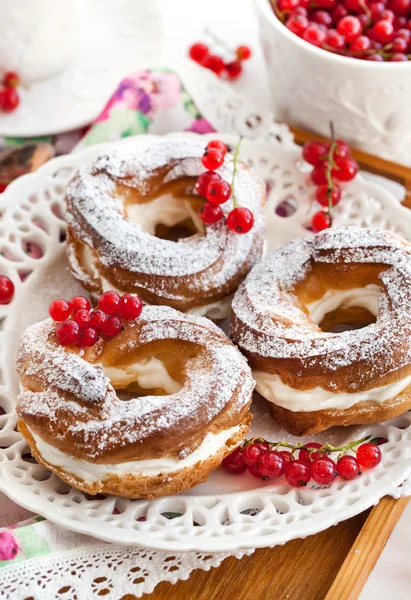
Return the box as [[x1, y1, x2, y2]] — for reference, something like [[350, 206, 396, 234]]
[[0, 0, 87, 83], [255, 0, 411, 165]]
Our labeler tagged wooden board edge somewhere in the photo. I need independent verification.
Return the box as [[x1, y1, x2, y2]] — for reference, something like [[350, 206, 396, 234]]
[[324, 495, 409, 600]]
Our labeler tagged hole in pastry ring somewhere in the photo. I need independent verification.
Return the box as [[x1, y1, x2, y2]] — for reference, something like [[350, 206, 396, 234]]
[[16, 306, 254, 497], [65, 139, 265, 312], [231, 227, 411, 393]]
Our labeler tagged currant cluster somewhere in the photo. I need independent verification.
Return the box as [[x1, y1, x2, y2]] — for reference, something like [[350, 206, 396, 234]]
[[274, 0, 411, 61], [48, 291, 143, 348], [189, 41, 252, 80], [302, 127, 359, 232], [222, 436, 383, 487], [197, 139, 255, 234], [0, 71, 21, 112], [0, 275, 14, 305]]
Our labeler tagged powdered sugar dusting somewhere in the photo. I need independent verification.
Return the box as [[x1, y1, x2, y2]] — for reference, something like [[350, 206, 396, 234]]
[[17, 306, 254, 460], [231, 227, 411, 389], [65, 139, 265, 303]]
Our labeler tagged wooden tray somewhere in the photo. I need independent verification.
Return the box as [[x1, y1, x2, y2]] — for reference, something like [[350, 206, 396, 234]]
[[134, 130, 411, 600]]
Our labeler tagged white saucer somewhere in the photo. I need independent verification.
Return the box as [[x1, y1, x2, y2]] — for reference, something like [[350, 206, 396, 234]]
[[0, 0, 163, 137]]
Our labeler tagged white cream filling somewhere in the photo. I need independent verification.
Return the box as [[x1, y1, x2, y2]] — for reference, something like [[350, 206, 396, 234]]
[[29, 424, 241, 483], [254, 284, 411, 412], [99, 356, 182, 395], [306, 284, 380, 324], [253, 371, 411, 412], [125, 193, 204, 236]]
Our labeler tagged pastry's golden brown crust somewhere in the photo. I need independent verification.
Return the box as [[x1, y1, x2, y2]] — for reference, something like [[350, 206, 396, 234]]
[[19, 417, 251, 499], [16, 306, 254, 497], [231, 228, 411, 434], [65, 139, 265, 313]]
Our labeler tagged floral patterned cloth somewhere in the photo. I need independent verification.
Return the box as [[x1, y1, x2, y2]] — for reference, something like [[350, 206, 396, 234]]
[[0, 68, 215, 575]]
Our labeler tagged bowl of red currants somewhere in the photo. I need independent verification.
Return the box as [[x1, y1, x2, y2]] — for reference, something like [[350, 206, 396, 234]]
[[255, 0, 411, 165]]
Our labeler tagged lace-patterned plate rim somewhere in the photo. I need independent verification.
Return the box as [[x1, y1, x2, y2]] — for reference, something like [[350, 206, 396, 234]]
[[1, 133, 411, 552]]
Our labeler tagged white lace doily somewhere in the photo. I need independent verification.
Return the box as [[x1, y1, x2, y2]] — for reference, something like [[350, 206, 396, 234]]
[[1, 133, 411, 558]]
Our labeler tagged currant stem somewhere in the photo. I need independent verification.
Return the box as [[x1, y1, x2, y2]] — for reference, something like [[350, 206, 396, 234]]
[[231, 136, 243, 208], [243, 434, 372, 457]]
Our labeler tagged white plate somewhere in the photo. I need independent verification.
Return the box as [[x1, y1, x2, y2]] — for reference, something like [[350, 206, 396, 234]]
[[1, 133, 411, 552], [0, 0, 163, 137]]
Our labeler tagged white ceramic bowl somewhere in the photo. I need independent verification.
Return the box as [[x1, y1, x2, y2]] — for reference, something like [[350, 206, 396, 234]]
[[255, 0, 411, 165]]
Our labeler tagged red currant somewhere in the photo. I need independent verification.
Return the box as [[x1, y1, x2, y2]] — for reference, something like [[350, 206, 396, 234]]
[[101, 315, 122, 338], [344, 0, 364, 10], [227, 207, 254, 234], [337, 455, 360, 480], [257, 442, 270, 454], [312, 210, 332, 232], [311, 165, 329, 186], [202, 148, 224, 171], [119, 293, 143, 320], [293, 6, 308, 15], [189, 43, 209, 64], [206, 179, 232, 204], [248, 464, 263, 478], [199, 202, 224, 225], [396, 28, 411, 42], [332, 156, 359, 181], [332, 4, 348, 21], [299, 442, 323, 464], [390, 0, 411, 16], [311, 458, 337, 485], [328, 139, 351, 158], [48, 299, 70, 321], [222, 447, 247, 474], [77, 327, 98, 348], [316, 184, 342, 207], [312, 10, 333, 27], [259, 451, 286, 479], [382, 8, 395, 21], [55, 320, 80, 346], [225, 61, 243, 80], [70, 295, 90, 313], [195, 171, 222, 198], [1, 87, 19, 112], [278, 450, 293, 464], [356, 443, 382, 468], [203, 54, 225, 75], [391, 52, 409, 60], [285, 460, 311, 487], [372, 19, 394, 43], [303, 23, 327, 46], [366, 53, 384, 60], [98, 291, 121, 315], [89, 309, 108, 331], [242, 443, 265, 466], [316, 0, 338, 8], [370, 1, 385, 20], [206, 140, 227, 155], [236, 45, 252, 61], [325, 29, 346, 49], [302, 141, 327, 166], [73, 308, 91, 328], [350, 35, 371, 51], [287, 14, 309, 36], [392, 36, 408, 52], [337, 16, 362, 42], [0, 276, 14, 304], [3, 71, 20, 88], [279, 0, 301, 9]]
